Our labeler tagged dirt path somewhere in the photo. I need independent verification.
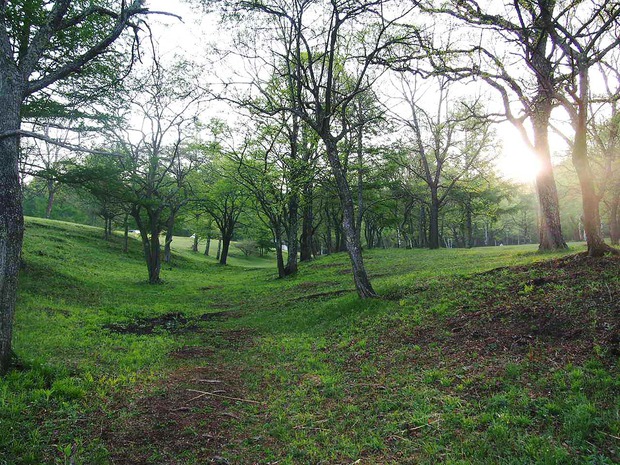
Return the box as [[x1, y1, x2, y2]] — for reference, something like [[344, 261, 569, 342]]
[[98, 332, 258, 464]]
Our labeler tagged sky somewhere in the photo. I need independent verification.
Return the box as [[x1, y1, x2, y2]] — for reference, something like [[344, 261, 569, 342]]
[[144, 0, 559, 185]]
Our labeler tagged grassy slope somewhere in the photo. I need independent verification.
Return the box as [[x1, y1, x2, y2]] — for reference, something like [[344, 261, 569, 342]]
[[1, 217, 618, 464]]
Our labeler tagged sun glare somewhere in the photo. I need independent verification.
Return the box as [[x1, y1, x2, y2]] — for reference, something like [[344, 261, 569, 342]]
[[496, 126, 542, 184]]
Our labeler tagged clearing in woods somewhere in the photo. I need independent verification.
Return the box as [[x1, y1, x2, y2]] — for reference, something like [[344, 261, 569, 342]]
[[1, 217, 619, 464]]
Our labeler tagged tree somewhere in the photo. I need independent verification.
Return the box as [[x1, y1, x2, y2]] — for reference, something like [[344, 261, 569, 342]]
[[223, 0, 419, 297], [23, 125, 77, 219], [389, 74, 497, 249], [591, 60, 620, 245], [544, 3, 620, 256], [102, 57, 203, 282], [229, 116, 319, 277], [0, 0, 165, 374], [197, 159, 248, 265], [424, 0, 568, 251]]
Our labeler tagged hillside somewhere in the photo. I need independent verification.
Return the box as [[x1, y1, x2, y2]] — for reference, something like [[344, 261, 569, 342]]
[[1, 218, 619, 464]]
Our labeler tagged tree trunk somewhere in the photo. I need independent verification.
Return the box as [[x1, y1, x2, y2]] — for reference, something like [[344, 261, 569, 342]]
[[45, 180, 55, 219], [529, 42, 567, 251], [104, 217, 112, 241], [192, 234, 199, 252], [365, 222, 374, 249], [333, 214, 341, 253], [0, 82, 24, 374], [610, 198, 620, 246], [429, 189, 440, 249], [219, 234, 231, 265], [323, 138, 376, 298], [133, 210, 162, 284], [300, 186, 314, 261], [573, 65, 616, 256], [123, 214, 129, 253], [571, 72, 608, 257], [284, 193, 299, 275], [163, 213, 176, 264], [216, 238, 222, 260], [533, 147, 566, 250], [312, 236, 320, 257], [274, 229, 286, 278], [204, 236, 211, 255], [465, 204, 473, 249], [147, 232, 162, 283]]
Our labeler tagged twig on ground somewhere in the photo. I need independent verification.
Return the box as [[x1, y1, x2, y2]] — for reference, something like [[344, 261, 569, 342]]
[[172, 406, 192, 412], [599, 431, 620, 440], [410, 418, 441, 431], [356, 383, 388, 390], [186, 389, 262, 405]]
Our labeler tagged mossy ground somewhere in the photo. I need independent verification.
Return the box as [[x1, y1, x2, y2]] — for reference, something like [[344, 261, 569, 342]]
[[1, 217, 618, 464]]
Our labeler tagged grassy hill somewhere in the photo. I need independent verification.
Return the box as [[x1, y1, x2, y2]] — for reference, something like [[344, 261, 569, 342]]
[[1, 217, 618, 464]]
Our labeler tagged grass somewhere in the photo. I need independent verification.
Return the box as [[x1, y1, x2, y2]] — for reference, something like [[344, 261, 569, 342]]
[[1, 217, 618, 464], [168, 234, 280, 268]]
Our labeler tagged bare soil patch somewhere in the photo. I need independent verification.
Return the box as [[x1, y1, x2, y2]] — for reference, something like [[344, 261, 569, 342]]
[[291, 289, 351, 302], [170, 346, 215, 359], [383, 254, 620, 371], [199, 310, 241, 321], [99, 330, 259, 464], [100, 365, 254, 464], [104, 312, 195, 335], [104, 311, 242, 335]]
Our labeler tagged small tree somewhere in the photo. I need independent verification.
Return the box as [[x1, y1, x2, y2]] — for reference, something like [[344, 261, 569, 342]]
[[196, 159, 248, 265], [235, 239, 259, 257]]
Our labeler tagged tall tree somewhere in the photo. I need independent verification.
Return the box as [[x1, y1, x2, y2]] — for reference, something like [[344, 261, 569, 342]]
[[424, 0, 568, 251], [591, 58, 620, 245], [223, 0, 418, 297], [0, 0, 163, 374], [104, 56, 203, 282], [544, 2, 620, 256], [230, 117, 310, 277], [390, 75, 497, 249]]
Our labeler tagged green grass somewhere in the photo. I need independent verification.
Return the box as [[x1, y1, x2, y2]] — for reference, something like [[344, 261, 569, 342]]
[[168, 234, 280, 268], [1, 217, 618, 464]]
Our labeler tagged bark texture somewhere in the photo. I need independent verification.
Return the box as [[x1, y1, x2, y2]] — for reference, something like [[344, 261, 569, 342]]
[[284, 193, 299, 275], [570, 68, 607, 256], [300, 187, 314, 261], [45, 180, 55, 219], [0, 76, 23, 374], [429, 189, 440, 249], [531, 103, 567, 251], [219, 235, 231, 265], [133, 209, 162, 284], [324, 139, 376, 298]]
